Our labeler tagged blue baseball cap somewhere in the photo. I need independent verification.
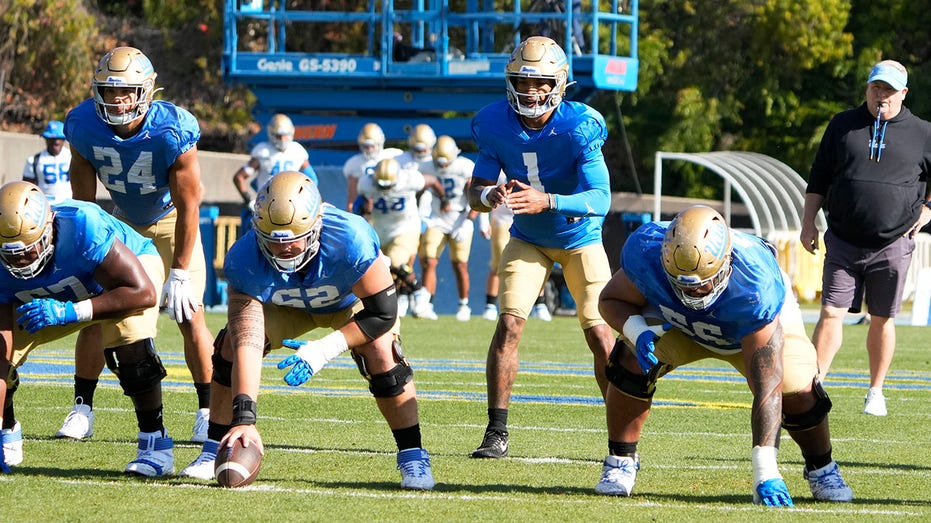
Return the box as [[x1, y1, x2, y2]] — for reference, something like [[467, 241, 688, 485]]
[[867, 60, 908, 91], [41, 120, 66, 139]]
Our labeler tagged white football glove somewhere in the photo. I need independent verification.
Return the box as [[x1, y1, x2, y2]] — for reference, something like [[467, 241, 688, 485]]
[[161, 268, 199, 323], [450, 217, 474, 243]]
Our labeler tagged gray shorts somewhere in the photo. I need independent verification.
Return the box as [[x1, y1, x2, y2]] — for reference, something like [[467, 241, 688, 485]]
[[821, 228, 914, 317]]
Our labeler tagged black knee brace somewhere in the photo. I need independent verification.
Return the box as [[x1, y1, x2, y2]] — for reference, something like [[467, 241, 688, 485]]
[[104, 338, 166, 397], [783, 378, 833, 431], [352, 338, 413, 398], [211, 327, 234, 387], [605, 340, 661, 400]]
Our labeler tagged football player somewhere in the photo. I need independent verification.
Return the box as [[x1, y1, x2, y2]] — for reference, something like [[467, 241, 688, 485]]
[[232, 113, 317, 234], [342, 122, 403, 211], [63, 46, 214, 445], [467, 36, 615, 458], [0, 181, 169, 475], [596, 205, 853, 505], [357, 157, 445, 319], [22, 120, 72, 203], [180, 172, 434, 490], [417, 135, 479, 321]]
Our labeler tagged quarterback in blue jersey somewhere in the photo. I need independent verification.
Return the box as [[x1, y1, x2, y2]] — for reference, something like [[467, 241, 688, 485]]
[[0, 181, 170, 475], [180, 172, 434, 490], [596, 206, 853, 505], [63, 46, 214, 444], [467, 36, 616, 458]]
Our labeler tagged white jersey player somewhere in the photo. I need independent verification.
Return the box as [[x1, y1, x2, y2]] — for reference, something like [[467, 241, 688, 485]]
[[22, 120, 72, 203], [343, 122, 403, 210]]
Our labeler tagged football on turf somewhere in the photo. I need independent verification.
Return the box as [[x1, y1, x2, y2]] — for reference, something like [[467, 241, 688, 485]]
[[215, 439, 262, 488]]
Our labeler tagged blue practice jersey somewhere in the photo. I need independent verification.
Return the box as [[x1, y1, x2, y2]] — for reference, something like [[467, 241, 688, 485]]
[[622, 222, 785, 352], [64, 99, 201, 226], [224, 205, 381, 314], [471, 99, 609, 249], [0, 200, 158, 305]]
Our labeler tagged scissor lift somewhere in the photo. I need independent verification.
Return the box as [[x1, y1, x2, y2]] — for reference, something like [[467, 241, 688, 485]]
[[223, 0, 638, 165]]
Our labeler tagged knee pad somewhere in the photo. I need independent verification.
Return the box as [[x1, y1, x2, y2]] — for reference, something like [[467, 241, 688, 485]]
[[104, 338, 166, 397], [782, 378, 833, 431], [211, 328, 234, 387], [605, 339, 659, 400], [353, 338, 413, 398]]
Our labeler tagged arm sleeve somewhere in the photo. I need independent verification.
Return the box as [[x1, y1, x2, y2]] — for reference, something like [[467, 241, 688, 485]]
[[553, 146, 610, 217]]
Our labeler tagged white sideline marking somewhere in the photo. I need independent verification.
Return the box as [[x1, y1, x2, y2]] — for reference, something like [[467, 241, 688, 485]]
[[43, 478, 924, 517]]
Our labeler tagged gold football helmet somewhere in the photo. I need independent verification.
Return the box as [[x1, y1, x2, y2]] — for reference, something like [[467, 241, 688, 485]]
[[505, 36, 570, 118], [407, 124, 437, 158], [373, 158, 400, 190], [267, 114, 295, 152], [661, 206, 733, 310], [252, 171, 323, 273], [357, 122, 386, 161], [0, 181, 55, 279], [432, 135, 460, 169], [92, 46, 159, 126]]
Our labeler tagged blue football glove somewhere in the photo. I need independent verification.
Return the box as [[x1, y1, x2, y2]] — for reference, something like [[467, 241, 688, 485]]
[[754, 478, 794, 507], [0, 444, 10, 473], [633, 324, 671, 374], [277, 338, 330, 387], [16, 298, 79, 334]]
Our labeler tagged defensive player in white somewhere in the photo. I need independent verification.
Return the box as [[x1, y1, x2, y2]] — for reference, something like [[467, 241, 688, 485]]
[[418, 135, 479, 321], [397, 123, 437, 172], [357, 158, 445, 319], [22, 120, 72, 203], [597, 206, 853, 505], [343, 122, 403, 210], [63, 46, 214, 445], [233, 114, 317, 233], [180, 172, 434, 490], [0, 181, 169, 475], [467, 36, 616, 458]]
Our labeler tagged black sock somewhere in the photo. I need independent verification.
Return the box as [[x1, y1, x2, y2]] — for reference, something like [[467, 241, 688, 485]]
[[392, 424, 423, 450], [194, 382, 211, 409], [2, 401, 14, 430], [485, 294, 497, 306], [534, 295, 546, 305], [136, 406, 165, 434], [206, 421, 230, 443], [608, 440, 638, 457], [74, 375, 98, 409], [488, 408, 508, 433], [803, 448, 833, 472]]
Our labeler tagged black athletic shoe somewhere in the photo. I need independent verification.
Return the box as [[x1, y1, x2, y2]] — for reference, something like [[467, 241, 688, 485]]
[[471, 429, 509, 458]]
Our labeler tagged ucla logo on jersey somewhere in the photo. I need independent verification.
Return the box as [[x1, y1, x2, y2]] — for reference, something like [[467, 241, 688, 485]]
[[704, 221, 730, 259]]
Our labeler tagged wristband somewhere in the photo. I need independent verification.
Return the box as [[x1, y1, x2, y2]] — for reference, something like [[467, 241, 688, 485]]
[[547, 193, 556, 211], [231, 394, 257, 426], [73, 299, 94, 322], [751, 445, 781, 485], [241, 164, 256, 177], [319, 330, 350, 361], [480, 186, 494, 207], [622, 314, 651, 343]]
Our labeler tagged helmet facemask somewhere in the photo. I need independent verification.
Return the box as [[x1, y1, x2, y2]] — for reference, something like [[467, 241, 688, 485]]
[[432, 135, 459, 169], [0, 182, 56, 279], [661, 206, 734, 310], [358, 123, 385, 161], [92, 47, 159, 126], [505, 37, 570, 118], [252, 171, 324, 273], [267, 114, 295, 152], [373, 158, 400, 190]]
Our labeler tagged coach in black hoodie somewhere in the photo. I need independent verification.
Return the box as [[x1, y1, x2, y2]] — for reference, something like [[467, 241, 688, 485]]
[[800, 59, 931, 417]]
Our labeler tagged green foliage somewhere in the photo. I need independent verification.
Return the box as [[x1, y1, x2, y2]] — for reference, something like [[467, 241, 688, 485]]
[[0, 0, 97, 120]]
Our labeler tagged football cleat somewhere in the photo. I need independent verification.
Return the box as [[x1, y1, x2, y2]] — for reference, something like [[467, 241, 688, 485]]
[[191, 408, 209, 443], [530, 303, 552, 322], [398, 294, 410, 318], [55, 399, 94, 440], [482, 304, 498, 321], [125, 430, 175, 477], [397, 447, 435, 490], [179, 439, 219, 481], [595, 454, 639, 496], [471, 429, 508, 459], [2, 421, 24, 467], [863, 387, 887, 416], [456, 303, 471, 322], [805, 461, 853, 502]]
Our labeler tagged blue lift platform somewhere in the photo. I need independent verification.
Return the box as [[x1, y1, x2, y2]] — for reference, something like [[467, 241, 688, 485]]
[[223, 0, 638, 165]]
